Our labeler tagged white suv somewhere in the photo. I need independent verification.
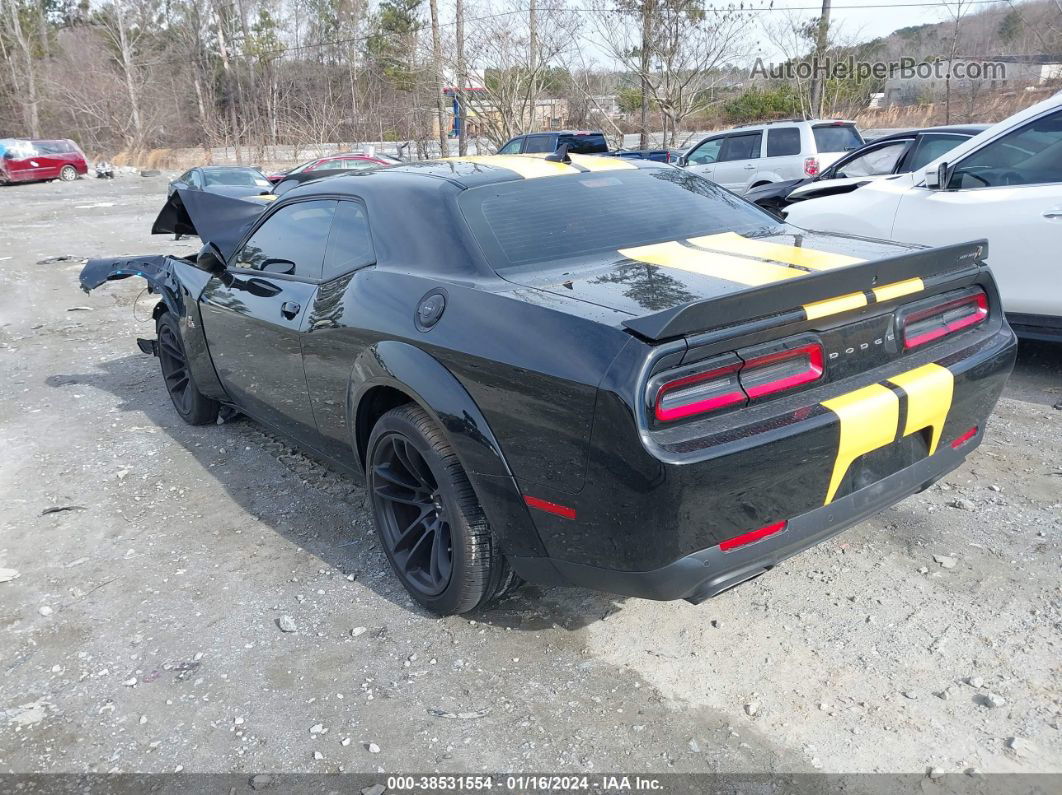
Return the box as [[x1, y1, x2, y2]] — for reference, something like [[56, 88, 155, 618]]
[[679, 119, 864, 194]]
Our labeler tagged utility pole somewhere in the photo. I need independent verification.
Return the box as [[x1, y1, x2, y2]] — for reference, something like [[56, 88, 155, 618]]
[[456, 0, 466, 154], [639, 0, 653, 150], [529, 1, 538, 131], [429, 0, 448, 157], [808, 0, 831, 118]]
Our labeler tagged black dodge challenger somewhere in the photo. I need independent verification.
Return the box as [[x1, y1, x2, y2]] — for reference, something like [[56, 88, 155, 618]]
[[81, 153, 1017, 615]]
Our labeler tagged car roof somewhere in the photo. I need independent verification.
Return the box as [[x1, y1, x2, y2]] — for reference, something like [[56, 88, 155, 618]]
[[512, 130, 605, 137], [288, 153, 670, 191]]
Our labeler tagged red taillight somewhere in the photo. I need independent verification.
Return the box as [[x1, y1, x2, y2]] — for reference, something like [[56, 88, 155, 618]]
[[804, 157, 819, 176], [654, 362, 744, 422], [651, 342, 824, 424], [902, 290, 988, 350], [719, 520, 787, 551], [740, 343, 824, 400], [950, 426, 978, 449], [523, 495, 577, 520]]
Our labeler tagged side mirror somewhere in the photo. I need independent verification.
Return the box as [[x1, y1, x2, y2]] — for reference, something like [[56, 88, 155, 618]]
[[195, 242, 226, 273], [677, 154, 689, 167], [925, 161, 948, 189]]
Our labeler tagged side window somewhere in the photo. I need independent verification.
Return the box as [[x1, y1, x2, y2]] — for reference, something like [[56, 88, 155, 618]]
[[234, 199, 337, 280], [719, 132, 763, 162], [177, 170, 194, 183], [905, 134, 967, 172], [835, 141, 909, 178], [497, 138, 522, 154], [687, 137, 724, 165], [766, 128, 801, 157], [950, 110, 1062, 188], [522, 135, 556, 154], [323, 201, 376, 280]]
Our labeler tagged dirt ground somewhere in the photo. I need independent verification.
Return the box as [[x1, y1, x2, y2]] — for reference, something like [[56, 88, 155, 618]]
[[0, 175, 1059, 778]]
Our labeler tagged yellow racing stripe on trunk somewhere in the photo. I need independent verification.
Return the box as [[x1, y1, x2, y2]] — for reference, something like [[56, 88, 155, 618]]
[[619, 241, 804, 287], [821, 384, 900, 505], [445, 155, 580, 178], [688, 232, 864, 271], [886, 363, 954, 455], [872, 277, 924, 302], [567, 153, 638, 171]]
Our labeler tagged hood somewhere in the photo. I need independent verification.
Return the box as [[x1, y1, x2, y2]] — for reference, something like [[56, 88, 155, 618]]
[[503, 228, 921, 317], [152, 188, 272, 261]]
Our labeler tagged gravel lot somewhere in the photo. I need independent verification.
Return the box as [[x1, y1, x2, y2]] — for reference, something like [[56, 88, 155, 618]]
[[1, 175, 1060, 778]]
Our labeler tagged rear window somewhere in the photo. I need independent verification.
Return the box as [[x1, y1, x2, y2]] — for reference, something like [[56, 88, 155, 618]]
[[812, 124, 863, 153], [558, 133, 608, 154], [203, 168, 270, 187], [460, 169, 779, 272]]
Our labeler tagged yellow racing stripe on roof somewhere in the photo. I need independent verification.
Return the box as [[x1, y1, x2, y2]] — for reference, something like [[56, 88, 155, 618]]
[[688, 232, 864, 271], [567, 153, 638, 172], [619, 241, 805, 287], [872, 277, 924, 302], [445, 154, 580, 178], [821, 384, 900, 504], [886, 363, 954, 455]]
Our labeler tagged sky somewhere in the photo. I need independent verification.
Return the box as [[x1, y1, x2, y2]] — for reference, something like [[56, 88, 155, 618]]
[[749, 0, 1001, 62]]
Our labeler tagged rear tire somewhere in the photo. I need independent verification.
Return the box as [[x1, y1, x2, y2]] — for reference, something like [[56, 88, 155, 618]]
[[156, 313, 219, 425], [59, 165, 77, 181], [367, 404, 518, 615]]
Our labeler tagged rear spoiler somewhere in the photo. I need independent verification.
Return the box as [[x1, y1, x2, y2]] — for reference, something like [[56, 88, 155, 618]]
[[622, 239, 988, 341]]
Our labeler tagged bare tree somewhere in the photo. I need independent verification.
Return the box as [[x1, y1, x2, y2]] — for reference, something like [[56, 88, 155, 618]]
[[595, 0, 751, 146]]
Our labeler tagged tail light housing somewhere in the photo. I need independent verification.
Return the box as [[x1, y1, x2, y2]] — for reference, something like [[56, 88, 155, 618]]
[[804, 157, 820, 176], [649, 340, 824, 424], [900, 288, 988, 350], [652, 358, 745, 422]]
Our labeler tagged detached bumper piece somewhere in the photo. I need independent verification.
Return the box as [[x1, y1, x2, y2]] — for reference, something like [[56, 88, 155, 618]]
[[510, 440, 969, 603], [137, 338, 159, 357]]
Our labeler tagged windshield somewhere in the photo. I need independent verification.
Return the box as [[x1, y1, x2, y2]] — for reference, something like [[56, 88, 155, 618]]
[[813, 124, 863, 153], [460, 168, 780, 272], [287, 158, 318, 175], [202, 168, 269, 187]]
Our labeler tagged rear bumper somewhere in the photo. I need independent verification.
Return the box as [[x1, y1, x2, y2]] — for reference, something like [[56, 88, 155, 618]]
[[510, 437, 967, 601], [508, 324, 1017, 600]]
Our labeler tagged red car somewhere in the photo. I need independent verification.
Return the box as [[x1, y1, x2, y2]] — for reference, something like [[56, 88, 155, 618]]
[[265, 152, 399, 184], [0, 138, 88, 184]]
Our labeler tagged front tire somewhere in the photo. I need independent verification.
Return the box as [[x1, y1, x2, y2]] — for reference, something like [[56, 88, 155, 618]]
[[156, 313, 219, 425], [59, 165, 77, 181], [367, 404, 517, 615]]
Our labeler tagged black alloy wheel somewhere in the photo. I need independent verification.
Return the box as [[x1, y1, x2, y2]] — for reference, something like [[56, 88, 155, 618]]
[[156, 313, 219, 425], [371, 432, 454, 596], [366, 404, 519, 615]]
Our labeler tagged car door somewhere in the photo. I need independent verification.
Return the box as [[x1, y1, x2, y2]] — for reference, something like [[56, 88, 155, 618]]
[[892, 108, 1062, 318], [32, 141, 64, 179], [301, 199, 379, 463], [713, 131, 764, 193], [200, 199, 336, 442], [683, 136, 725, 180], [8, 142, 47, 181]]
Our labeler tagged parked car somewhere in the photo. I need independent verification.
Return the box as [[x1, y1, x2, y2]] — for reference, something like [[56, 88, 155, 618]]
[[167, 166, 273, 199], [680, 119, 864, 194], [785, 94, 1062, 341], [0, 138, 88, 184], [80, 152, 1015, 615], [746, 125, 988, 216], [265, 152, 400, 184], [497, 130, 675, 162]]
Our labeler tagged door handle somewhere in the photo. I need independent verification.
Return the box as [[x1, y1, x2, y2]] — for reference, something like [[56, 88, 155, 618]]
[[280, 301, 301, 319], [744, 164, 755, 170], [1043, 209, 1062, 219]]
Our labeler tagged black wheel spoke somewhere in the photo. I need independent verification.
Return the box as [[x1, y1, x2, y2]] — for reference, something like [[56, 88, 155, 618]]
[[373, 485, 425, 507], [372, 463, 422, 492]]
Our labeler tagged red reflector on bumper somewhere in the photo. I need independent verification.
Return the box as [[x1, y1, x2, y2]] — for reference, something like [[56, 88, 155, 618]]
[[719, 520, 787, 552], [523, 495, 577, 520], [950, 426, 978, 449]]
